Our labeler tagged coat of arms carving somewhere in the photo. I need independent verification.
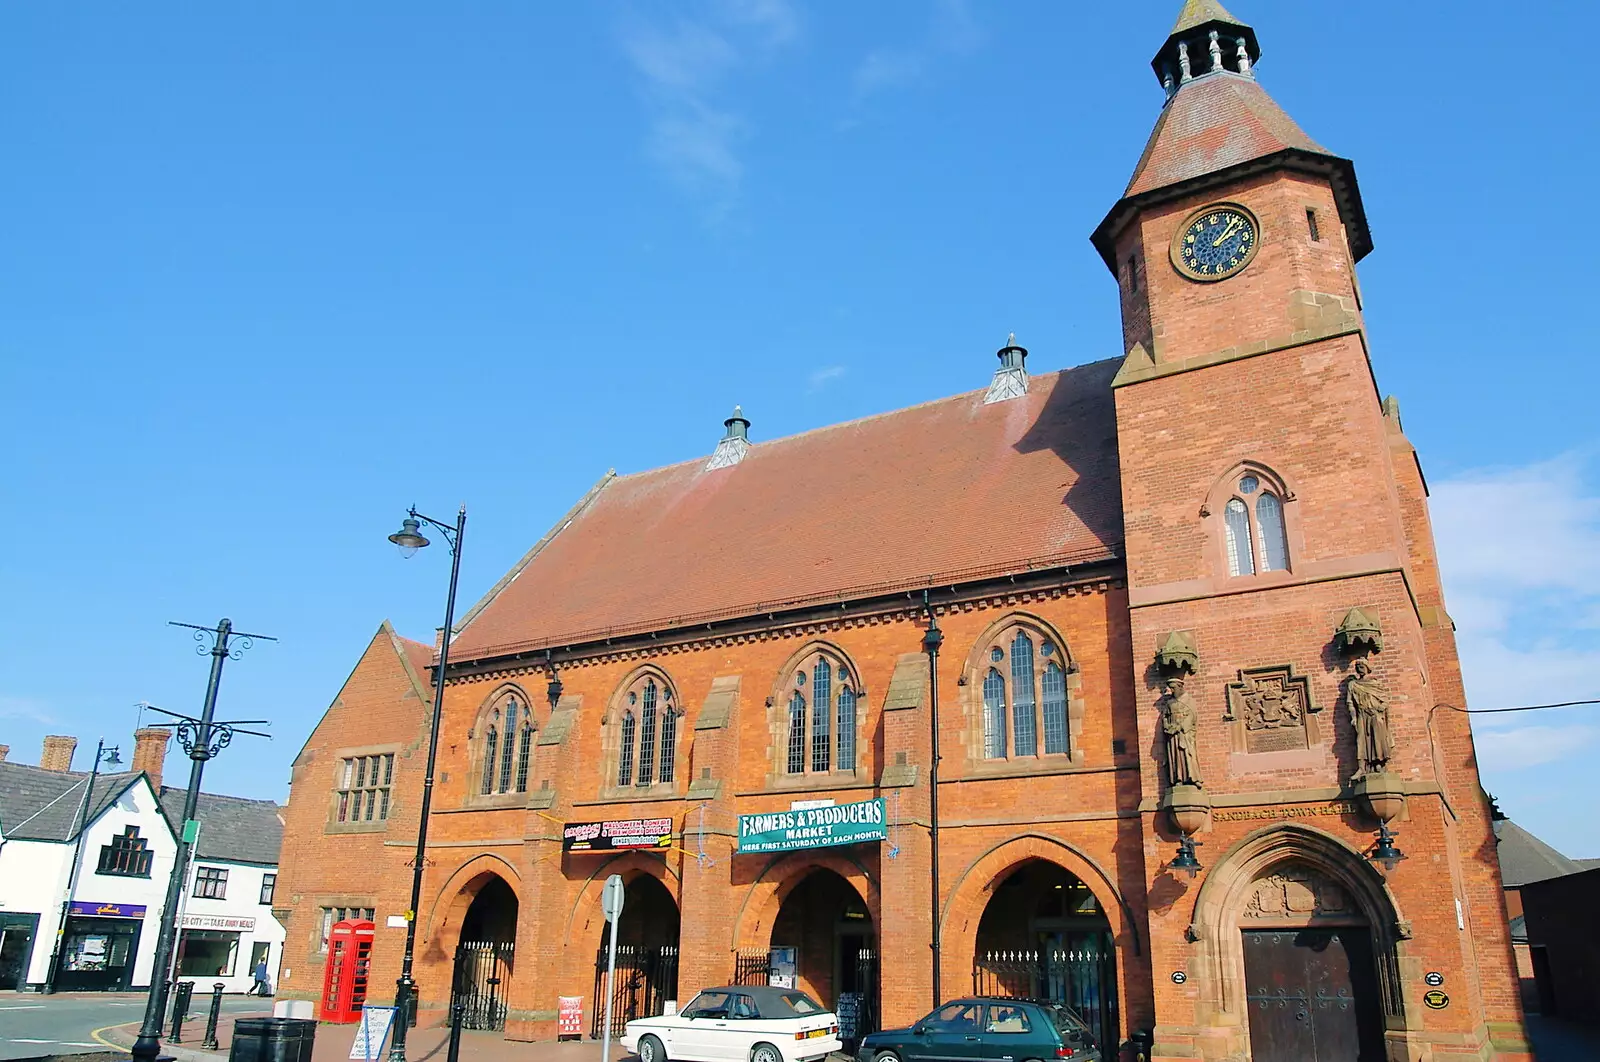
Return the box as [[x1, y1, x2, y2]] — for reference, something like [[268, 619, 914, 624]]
[[1223, 664, 1321, 755], [1243, 864, 1352, 922]]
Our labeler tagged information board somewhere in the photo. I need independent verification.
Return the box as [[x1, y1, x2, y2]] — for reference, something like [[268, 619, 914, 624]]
[[737, 798, 887, 854], [557, 996, 584, 1038], [563, 818, 674, 852], [349, 1006, 396, 1061]]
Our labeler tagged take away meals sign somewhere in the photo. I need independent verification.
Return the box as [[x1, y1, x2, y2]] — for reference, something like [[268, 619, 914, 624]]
[[737, 798, 887, 854]]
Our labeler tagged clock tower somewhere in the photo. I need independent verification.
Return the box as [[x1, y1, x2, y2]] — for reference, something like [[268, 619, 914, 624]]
[[1099, 3, 1531, 1060]]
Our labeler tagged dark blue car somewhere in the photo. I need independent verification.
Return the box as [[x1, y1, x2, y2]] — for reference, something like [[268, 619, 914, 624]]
[[857, 998, 1101, 1062]]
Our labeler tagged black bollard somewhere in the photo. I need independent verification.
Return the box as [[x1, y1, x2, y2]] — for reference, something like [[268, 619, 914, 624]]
[[201, 982, 225, 1050], [169, 981, 195, 1043], [445, 1000, 464, 1062]]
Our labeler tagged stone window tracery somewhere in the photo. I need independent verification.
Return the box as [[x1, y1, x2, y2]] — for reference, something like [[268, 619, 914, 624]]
[[1217, 469, 1290, 577], [780, 649, 861, 777], [975, 623, 1074, 761], [476, 689, 535, 797], [609, 671, 680, 792]]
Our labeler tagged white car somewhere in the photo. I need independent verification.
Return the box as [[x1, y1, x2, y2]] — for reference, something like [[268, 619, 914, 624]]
[[621, 985, 842, 1062]]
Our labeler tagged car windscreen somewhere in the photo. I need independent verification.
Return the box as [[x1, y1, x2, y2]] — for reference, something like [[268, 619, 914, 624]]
[[683, 991, 732, 1017]]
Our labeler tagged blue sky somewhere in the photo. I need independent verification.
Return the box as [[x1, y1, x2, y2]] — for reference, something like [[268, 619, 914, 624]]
[[3, 2, 1596, 857]]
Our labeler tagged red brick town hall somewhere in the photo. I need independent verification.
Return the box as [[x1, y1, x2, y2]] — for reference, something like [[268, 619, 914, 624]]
[[275, 4, 1532, 1060]]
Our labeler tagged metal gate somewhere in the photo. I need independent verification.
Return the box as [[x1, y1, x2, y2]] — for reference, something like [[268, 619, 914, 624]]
[[592, 945, 679, 1040], [973, 940, 1118, 1049], [452, 940, 513, 1031]]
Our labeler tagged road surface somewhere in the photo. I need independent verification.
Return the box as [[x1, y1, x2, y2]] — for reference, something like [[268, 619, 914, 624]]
[[0, 991, 266, 1060]]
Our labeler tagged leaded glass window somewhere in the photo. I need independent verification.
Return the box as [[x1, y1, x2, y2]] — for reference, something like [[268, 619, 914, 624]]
[[659, 708, 678, 783], [983, 668, 1008, 759], [837, 687, 857, 771], [787, 693, 807, 775], [480, 727, 498, 795], [617, 713, 635, 786], [515, 721, 533, 793], [1257, 491, 1288, 571], [497, 700, 518, 793], [1010, 632, 1037, 757], [811, 659, 832, 772], [1224, 498, 1255, 576], [637, 680, 659, 786], [1042, 663, 1068, 754]]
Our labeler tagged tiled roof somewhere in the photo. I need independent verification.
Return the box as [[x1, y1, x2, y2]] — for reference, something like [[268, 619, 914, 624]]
[[1494, 819, 1584, 887], [0, 761, 146, 842], [159, 788, 283, 867], [1124, 73, 1329, 199], [1169, 0, 1247, 36], [450, 361, 1125, 661]]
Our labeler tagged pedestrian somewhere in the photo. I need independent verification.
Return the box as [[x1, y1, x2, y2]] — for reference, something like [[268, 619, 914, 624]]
[[253, 957, 271, 997]]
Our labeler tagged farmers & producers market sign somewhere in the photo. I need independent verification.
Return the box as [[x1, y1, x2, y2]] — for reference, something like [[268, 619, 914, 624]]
[[737, 798, 887, 854]]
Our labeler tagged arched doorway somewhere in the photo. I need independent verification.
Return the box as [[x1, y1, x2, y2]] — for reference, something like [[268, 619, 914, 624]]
[[453, 874, 518, 1030], [593, 874, 680, 1039], [757, 869, 878, 1047], [972, 859, 1118, 1048]]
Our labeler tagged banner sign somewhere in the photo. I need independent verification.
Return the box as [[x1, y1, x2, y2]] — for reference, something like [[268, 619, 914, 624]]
[[563, 818, 674, 852], [737, 798, 887, 854], [181, 913, 256, 931], [69, 902, 147, 919], [557, 996, 584, 1038]]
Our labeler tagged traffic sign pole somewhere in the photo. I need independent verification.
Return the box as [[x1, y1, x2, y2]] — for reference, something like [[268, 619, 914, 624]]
[[600, 875, 625, 1062]]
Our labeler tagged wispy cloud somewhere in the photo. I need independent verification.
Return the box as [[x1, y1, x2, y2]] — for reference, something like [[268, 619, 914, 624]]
[[1432, 453, 1600, 772], [852, 0, 982, 99], [0, 695, 55, 725], [807, 365, 846, 392], [619, 0, 799, 215]]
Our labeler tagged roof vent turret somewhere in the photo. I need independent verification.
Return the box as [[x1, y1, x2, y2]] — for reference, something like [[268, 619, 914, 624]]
[[1153, 0, 1259, 100], [706, 406, 752, 470], [984, 335, 1029, 404]]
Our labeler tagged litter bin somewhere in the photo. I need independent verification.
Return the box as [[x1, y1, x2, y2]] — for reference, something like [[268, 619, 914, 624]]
[[229, 1017, 317, 1062]]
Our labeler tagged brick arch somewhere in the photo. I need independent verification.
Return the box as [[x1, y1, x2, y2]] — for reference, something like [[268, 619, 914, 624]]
[[959, 611, 1080, 677], [561, 850, 682, 942], [423, 852, 524, 945], [940, 833, 1139, 962], [1186, 823, 1410, 1032], [731, 850, 879, 951]]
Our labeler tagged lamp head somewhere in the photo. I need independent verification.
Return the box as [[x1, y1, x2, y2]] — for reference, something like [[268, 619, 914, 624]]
[[1371, 824, 1408, 873], [102, 745, 123, 769], [389, 516, 430, 558], [1169, 836, 1204, 878]]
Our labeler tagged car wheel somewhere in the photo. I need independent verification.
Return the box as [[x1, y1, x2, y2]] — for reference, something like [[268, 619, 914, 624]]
[[875, 1052, 902, 1062], [751, 1043, 782, 1062], [639, 1036, 666, 1062]]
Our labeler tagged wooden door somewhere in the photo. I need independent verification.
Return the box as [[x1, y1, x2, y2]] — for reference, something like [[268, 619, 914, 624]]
[[1243, 928, 1384, 1061]]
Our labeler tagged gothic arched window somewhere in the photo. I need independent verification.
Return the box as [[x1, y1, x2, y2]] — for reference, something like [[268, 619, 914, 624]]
[[1221, 471, 1290, 577], [782, 650, 862, 776], [977, 625, 1073, 761], [478, 690, 535, 796], [611, 672, 680, 792]]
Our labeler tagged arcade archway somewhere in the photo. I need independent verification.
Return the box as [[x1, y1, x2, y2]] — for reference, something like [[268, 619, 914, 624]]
[[452, 873, 518, 1031], [972, 859, 1118, 1048], [593, 873, 680, 1039], [757, 868, 878, 1045]]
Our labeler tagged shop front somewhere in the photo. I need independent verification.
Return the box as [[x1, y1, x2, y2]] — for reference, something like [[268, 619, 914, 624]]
[[55, 902, 146, 992], [0, 913, 40, 990], [177, 913, 259, 987]]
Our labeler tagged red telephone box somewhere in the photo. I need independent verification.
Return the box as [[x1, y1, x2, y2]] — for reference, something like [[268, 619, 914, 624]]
[[320, 920, 376, 1023]]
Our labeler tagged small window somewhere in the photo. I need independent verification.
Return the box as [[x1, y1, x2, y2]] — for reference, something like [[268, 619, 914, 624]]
[[318, 905, 376, 952], [338, 753, 394, 822], [1127, 254, 1139, 293], [985, 1004, 1033, 1034], [618, 713, 636, 786], [97, 826, 154, 877], [1306, 207, 1321, 242], [1219, 469, 1292, 577], [193, 866, 228, 900], [260, 873, 277, 905], [1224, 498, 1255, 576], [1257, 492, 1289, 571]]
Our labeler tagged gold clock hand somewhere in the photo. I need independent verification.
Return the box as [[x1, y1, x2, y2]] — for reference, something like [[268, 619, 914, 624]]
[[1212, 218, 1241, 247]]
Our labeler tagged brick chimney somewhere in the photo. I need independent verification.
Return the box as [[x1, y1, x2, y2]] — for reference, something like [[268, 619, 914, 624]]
[[132, 727, 172, 790], [41, 735, 78, 772]]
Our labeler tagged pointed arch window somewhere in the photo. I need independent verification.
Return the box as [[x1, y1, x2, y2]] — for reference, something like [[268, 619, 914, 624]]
[[977, 625, 1075, 761], [782, 650, 862, 777], [611, 672, 680, 791], [1220, 471, 1290, 577], [478, 692, 535, 797]]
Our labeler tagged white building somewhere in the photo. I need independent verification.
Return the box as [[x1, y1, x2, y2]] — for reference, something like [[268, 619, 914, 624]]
[[0, 729, 284, 995]]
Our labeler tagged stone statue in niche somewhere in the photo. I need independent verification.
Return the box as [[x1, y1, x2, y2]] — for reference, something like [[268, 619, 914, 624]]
[[1161, 678, 1203, 788], [1347, 659, 1393, 779]]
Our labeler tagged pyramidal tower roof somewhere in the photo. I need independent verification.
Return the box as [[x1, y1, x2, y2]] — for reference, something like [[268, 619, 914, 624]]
[[1090, 1, 1371, 270]]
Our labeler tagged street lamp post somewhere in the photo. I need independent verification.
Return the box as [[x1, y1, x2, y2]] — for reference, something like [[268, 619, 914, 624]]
[[42, 739, 123, 994], [386, 505, 466, 1062], [130, 619, 273, 1062], [921, 590, 944, 1010]]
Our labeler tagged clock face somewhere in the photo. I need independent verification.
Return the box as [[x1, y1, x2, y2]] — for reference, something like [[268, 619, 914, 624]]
[[1173, 205, 1258, 281]]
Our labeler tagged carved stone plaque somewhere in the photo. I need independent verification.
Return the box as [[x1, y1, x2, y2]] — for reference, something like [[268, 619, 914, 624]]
[[1223, 664, 1321, 754], [1243, 863, 1353, 922]]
